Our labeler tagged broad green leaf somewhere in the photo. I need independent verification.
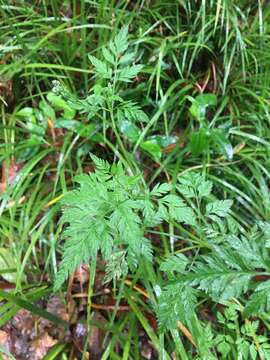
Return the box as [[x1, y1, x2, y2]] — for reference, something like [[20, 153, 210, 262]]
[[118, 119, 140, 142], [47, 93, 75, 119], [26, 121, 45, 138], [77, 144, 91, 158], [54, 119, 80, 130], [140, 139, 162, 160], [188, 93, 217, 122], [16, 107, 33, 117], [39, 100, 55, 120], [153, 135, 178, 148], [189, 128, 211, 155], [76, 123, 96, 138], [211, 129, 233, 159], [140, 135, 178, 160]]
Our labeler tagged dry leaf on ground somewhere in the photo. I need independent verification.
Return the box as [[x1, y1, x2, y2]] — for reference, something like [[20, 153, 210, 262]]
[[29, 332, 57, 360]]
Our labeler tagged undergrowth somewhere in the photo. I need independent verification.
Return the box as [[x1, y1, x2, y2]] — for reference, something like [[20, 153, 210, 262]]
[[0, 1, 270, 359]]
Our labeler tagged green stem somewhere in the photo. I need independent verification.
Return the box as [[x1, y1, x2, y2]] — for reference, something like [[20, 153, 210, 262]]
[[82, 257, 97, 359]]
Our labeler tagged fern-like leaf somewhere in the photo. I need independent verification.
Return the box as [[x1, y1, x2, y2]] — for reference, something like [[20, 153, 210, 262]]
[[156, 284, 197, 331], [206, 200, 233, 217], [88, 55, 112, 79], [244, 281, 270, 318], [166, 234, 270, 303], [117, 65, 143, 82], [177, 172, 212, 198]]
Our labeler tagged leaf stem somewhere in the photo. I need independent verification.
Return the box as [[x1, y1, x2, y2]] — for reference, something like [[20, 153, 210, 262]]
[[82, 257, 97, 359]]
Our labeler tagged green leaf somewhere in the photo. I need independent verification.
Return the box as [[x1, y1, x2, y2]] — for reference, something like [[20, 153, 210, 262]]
[[217, 340, 232, 357], [151, 135, 178, 148], [88, 54, 112, 79], [113, 25, 129, 54], [177, 172, 212, 199], [206, 200, 233, 217], [140, 139, 162, 160], [119, 51, 136, 65], [42, 343, 66, 360], [160, 194, 197, 225], [54, 119, 80, 130], [54, 156, 157, 290], [258, 222, 270, 248], [39, 100, 55, 120], [237, 340, 250, 359], [104, 250, 128, 283], [211, 129, 233, 159], [117, 103, 148, 124], [259, 222, 270, 237], [249, 343, 257, 360], [157, 284, 196, 331], [198, 180, 213, 198], [76, 123, 96, 138], [170, 204, 197, 225], [47, 93, 75, 119], [117, 65, 143, 82], [151, 183, 172, 197], [189, 128, 211, 155], [243, 281, 270, 318], [102, 46, 115, 65], [77, 144, 91, 158], [160, 253, 188, 273], [0, 248, 17, 283], [180, 259, 252, 302], [26, 120, 45, 138], [118, 119, 140, 142], [188, 93, 217, 122], [170, 232, 269, 305], [90, 153, 111, 174], [16, 107, 34, 117]]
